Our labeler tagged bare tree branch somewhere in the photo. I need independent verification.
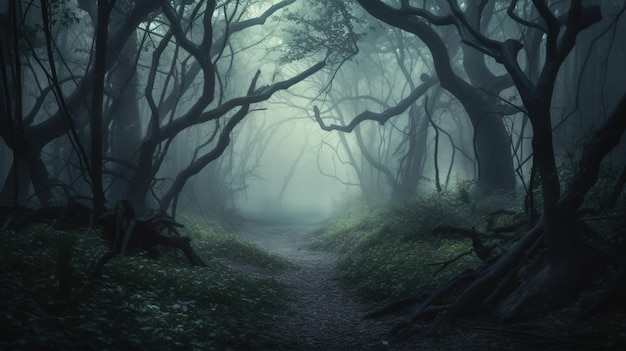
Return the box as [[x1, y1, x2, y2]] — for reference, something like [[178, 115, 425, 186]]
[[314, 75, 437, 133]]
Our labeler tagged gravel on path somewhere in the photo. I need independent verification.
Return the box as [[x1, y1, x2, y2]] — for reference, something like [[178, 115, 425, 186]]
[[233, 222, 434, 351]]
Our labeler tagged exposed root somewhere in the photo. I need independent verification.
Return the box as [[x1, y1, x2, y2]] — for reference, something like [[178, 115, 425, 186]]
[[1, 200, 206, 273], [374, 216, 545, 341]]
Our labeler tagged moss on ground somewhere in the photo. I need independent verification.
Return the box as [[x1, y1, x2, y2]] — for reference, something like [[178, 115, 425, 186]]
[[305, 201, 388, 254], [338, 239, 480, 301], [183, 223, 293, 271], [0, 222, 287, 350]]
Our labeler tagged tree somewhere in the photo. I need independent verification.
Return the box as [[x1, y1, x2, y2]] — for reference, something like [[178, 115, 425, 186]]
[[0, 0, 326, 216], [283, 5, 473, 202], [346, 0, 519, 193], [343, 0, 626, 338], [78, 0, 145, 202], [1, 0, 162, 210]]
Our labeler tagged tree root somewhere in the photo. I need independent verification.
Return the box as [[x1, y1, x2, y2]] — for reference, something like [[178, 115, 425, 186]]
[[384, 268, 481, 341], [96, 201, 206, 269], [1, 200, 207, 275], [428, 218, 544, 335], [375, 209, 618, 344], [376, 217, 545, 341], [427, 249, 474, 275]]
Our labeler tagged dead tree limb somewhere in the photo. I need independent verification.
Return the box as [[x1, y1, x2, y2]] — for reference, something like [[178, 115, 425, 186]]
[[313, 75, 438, 133], [426, 217, 545, 335]]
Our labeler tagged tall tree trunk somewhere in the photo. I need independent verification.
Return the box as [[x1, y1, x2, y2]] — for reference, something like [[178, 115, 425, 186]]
[[392, 103, 428, 202], [105, 26, 143, 201], [0, 145, 54, 207], [493, 3, 604, 319], [355, 0, 516, 192], [90, 0, 115, 216], [79, 0, 142, 203]]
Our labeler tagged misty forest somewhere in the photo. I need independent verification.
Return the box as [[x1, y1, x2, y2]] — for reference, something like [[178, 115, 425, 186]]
[[1, 0, 626, 349]]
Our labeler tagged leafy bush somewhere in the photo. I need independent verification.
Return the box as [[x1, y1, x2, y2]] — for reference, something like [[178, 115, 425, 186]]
[[0, 223, 286, 350], [307, 189, 508, 302]]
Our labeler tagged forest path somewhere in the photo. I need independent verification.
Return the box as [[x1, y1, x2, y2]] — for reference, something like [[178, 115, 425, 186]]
[[233, 221, 413, 351]]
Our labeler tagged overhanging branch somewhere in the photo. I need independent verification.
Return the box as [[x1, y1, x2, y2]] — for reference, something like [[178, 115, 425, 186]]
[[314, 75, 438, 133]]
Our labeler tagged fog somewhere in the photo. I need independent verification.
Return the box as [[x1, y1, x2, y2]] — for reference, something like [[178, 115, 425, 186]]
[[3, 1, 626, 350], [232, 108, 356, 221], [1, 0, 624, 221]]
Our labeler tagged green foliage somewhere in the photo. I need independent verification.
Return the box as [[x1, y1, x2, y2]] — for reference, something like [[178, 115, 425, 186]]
[[279, 0, 372, 63], [307, 189, 515, 302], [183, 224, 293, 271], [338, 239, 479, 301], [305, 200, 386, 253], [309, 189, 496, 251], [0, 223, 286, 350], [388, 191, 479, 241]]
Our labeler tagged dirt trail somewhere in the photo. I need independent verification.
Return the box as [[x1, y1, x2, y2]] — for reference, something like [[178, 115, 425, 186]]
[[234, 221, 411, 351], [232, 221, 524, 351]]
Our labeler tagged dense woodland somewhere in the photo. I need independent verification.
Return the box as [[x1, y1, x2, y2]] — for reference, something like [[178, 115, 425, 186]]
[[1, 0, 626, 349]]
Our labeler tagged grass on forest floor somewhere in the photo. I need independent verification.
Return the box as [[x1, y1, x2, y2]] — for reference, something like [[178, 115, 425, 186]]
[[0, 221, 289, 350], [183, 221, 294, 271], [306, 187, 626, 347], [305, 190, 523, 302]]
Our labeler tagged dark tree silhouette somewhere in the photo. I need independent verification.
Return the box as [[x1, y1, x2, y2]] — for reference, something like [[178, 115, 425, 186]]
[[352, 0, 517, 193], [0, 1, 325, 269], [0, 1, 325, 216], [339, 0, 626, 339]]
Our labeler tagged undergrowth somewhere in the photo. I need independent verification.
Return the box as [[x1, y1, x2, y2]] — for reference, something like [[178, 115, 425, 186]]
[[183, 222, 293, 271], [0, 221, 288, 350], [307, 189, 521, 302]]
